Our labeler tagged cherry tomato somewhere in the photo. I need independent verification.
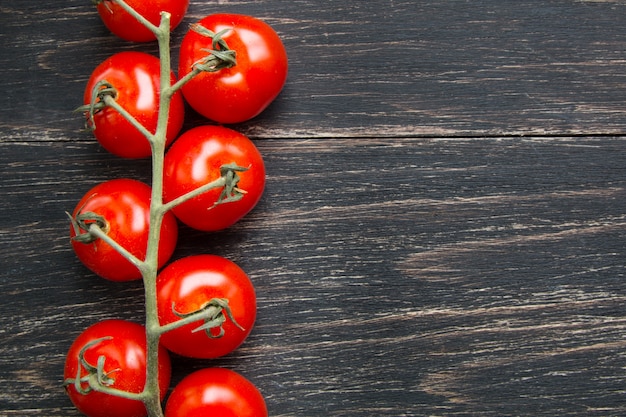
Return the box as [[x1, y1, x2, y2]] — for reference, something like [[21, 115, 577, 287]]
[[162, 125, 265, 231], [165, 368, 267, 417], [64, 319, 171, 417], [83, 51, 185, 158], [157, 255, 256, 358], [96, 0, 190, 43], [178, 14, 288, 124], [70, 178, 178, 281]]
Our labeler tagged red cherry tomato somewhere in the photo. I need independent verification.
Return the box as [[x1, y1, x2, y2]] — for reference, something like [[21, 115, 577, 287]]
[[70, 178, 178, 281], [64, 319, 171, 417], [162, 125, 265, 231], [157, 255, 256, 358], [96, 0, 190, 43], [178, 14, 288, 124], [83, 51, 185, 158], [165, 368, 267, 417]]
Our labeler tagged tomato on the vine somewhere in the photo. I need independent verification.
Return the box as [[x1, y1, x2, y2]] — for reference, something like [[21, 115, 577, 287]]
[[178, 13, 288, 124], [82, 51, 185, 158], [70, 178, 178, 281], [162, 125, 266, 231], [165, 368, 267, 417], [96, 0, 190, 43], [64, 319, 171, 417], [157, 254, 257, 358]]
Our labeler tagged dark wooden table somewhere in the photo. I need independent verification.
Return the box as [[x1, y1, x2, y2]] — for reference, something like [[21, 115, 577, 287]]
[[1, 1, 625, 416]]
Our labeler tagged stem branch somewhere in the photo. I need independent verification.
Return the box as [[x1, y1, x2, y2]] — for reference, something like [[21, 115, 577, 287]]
[[102, 95, 156, 144], [158, 306, 221, 335], [105, 0, 161, 36], [168, 67, 202, 93], [161, 176, 227, 212], [87, 224, 145, 273]]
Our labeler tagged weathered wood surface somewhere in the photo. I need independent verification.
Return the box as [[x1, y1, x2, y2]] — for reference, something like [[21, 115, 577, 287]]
[[1, 1, 625, 416]]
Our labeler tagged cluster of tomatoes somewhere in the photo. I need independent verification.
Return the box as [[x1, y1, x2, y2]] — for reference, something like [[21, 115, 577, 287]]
[[63, 1, 287, 416]]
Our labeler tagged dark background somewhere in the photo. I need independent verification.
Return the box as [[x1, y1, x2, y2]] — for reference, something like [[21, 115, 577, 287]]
[[1, 1, 625, 416]]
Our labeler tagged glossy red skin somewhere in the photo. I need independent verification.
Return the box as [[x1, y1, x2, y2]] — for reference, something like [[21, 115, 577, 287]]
[[165, 368, 267, 417], [84, 51, 185, 158], [70, 179, 178, 281], [178, 13, 288, 124], [64, 320, 171, 417], [97, 0, 189, 43], [162, 125, 266, 231], [157, 255, 256, 358]]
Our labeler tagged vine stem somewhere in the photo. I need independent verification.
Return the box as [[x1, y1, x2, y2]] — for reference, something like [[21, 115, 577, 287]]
[[105, 2, 174, 416], [102, 95, 155, 142], [143, 10, 172, 417]]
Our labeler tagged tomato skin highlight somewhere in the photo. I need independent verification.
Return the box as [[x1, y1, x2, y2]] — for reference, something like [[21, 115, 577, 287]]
[[83, 51, 185, 159], [165, 368, 267, 417], [178, 13, 288, 124], [70, 178, 178, 281], [96, 0, 190, 43], [64, 319, 172, 417], [162, 125, 266, 231], [157, 254, 257, 358]]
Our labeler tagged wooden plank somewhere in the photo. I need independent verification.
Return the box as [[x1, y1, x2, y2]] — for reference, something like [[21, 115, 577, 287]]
[[2, 0, 626, 138], [2, 0, 625, 415], [1, 137, 624, 415]]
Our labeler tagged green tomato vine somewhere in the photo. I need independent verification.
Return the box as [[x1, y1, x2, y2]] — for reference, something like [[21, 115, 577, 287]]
[[65, 1, 252, 416]]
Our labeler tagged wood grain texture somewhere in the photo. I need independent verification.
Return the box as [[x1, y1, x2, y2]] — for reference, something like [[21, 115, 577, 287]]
[[1, 0, 625, 416], [2, 0, 626, 138], [2, 137, 624, 416]]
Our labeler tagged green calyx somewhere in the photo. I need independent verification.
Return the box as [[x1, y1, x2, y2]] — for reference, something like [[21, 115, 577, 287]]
[[67, 210, 110, 244], [190, 25, 237, 72], [172, 298, 245, 339], [75, 80, 118, 131], [63, 337, 117, 395], [215, 163, 249, 206]]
